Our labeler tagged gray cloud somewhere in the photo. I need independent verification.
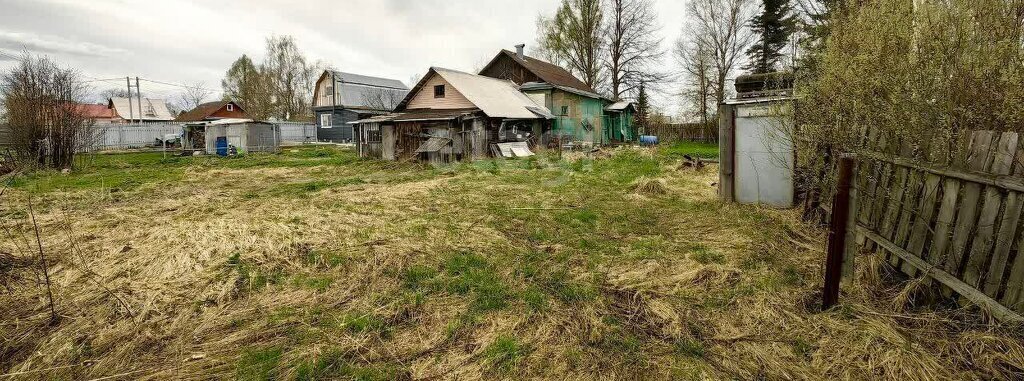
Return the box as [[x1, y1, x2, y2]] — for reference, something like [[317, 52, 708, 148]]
[[0, 0, 687, 114]]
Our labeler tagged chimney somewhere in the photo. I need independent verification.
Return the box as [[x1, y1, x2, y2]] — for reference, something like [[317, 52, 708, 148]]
[[515, 44, 525, 60]]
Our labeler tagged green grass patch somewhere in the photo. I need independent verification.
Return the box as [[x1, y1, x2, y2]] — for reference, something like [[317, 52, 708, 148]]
[[484, 335, 529, 374], [663, 141, 719, 160], [689, 244, 725, 265], [236, 346, 283, 381], [294, 348, 406, 381]]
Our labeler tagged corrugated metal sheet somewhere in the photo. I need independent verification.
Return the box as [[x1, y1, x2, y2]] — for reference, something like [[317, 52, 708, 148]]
[[330, 71, 409, 90], [415, 137, 452, 153], [109, 97, 175, 121], [432, 68, 548, 119], [605, 101, 634, 112]]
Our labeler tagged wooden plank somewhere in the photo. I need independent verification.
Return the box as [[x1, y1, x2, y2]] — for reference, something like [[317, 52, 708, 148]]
[[1002, 144, 1024, 312], [859, 151, 1024, 193], [881, 143, 912, 267], [987, 193, 1023, 298], [965, 132, 1018, 289], [907, 174, 943, 263], [944, 131, 995, 276], [858, 226, 1024, 323], [856, 128, 883, 235], [718, 105, 735, 202], [891, 141, 922, 271]]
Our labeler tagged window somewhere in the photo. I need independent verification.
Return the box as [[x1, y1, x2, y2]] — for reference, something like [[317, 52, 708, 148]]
[[226, 104, 234, 112], [324, 86, 334, 97], [434, 84, 445, 98], [321, 114, 332, 128], [366, 124, 382, 143], [560, 105, 569, 116]]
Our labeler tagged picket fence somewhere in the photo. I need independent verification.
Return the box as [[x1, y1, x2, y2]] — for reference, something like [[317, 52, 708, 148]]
[[849, 129, 1024, 322]]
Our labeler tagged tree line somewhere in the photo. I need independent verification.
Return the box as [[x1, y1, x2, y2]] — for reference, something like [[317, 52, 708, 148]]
[[535, 0, 798, 126]]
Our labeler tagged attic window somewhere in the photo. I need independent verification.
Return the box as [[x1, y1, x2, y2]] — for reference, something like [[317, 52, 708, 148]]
[[560, 106, 569, 116], [226, 104, 234, 112], [434, 85, 445, 98]]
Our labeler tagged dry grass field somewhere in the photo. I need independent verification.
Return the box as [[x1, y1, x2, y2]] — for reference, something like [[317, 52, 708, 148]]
[[1, 145, 1022, 380]]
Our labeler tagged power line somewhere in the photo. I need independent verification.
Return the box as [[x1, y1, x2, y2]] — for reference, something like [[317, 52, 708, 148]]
[[138, 78, 220, 93]]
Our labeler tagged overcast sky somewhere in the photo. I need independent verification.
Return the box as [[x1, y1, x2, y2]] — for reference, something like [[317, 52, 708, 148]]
[[0, 0, 687, 114]]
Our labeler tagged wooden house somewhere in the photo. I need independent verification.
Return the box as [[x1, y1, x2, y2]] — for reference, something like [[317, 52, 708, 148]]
[[479, 45, 637, 146], [175, 101, 249, 123], [312, 70, 410, 143], [350, 67, 553, 164]]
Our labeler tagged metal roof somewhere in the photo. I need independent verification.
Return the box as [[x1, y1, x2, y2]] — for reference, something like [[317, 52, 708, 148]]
[[481, 50, 596, 94], [605, 101, 634, 112], [398, 67, 549, 119], [319, 70, 411, 112], [519, 81, 607, 101], [108, 97, 175, 121], [328, 70, 409, 90]]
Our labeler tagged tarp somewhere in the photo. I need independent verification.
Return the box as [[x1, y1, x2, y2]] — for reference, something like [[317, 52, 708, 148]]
[[496, 142, 534, 158], [415, 137, 452, 153]]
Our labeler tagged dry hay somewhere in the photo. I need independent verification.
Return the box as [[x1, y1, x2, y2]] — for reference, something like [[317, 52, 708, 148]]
[[1, 151, 1022, 380], [631, 176, 668, 196]]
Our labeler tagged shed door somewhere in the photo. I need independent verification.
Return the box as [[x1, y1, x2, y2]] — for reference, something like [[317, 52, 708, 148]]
[[733, 103, 794, 208], [382, 125, 395, 160]]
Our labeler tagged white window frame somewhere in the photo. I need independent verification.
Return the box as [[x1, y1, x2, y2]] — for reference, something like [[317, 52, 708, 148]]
[[226, 104, 234, 112], [321, 114, 333, 129]]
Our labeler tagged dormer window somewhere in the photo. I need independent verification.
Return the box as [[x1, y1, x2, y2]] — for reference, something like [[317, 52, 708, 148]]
[[434, 85, 445, 98]]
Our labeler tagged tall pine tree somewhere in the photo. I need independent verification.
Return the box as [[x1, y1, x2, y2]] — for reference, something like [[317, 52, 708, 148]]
[[745, 0, 796, 74]]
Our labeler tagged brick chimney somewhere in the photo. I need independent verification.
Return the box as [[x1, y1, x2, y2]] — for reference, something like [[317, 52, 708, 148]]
[[515, 44, 525, 60]]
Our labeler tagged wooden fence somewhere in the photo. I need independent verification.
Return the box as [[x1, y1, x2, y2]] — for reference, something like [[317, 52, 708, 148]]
[[848, 129, 1024, 322]]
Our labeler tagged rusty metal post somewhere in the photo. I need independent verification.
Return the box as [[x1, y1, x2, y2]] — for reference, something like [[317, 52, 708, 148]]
[[823, 154, 856, 310]]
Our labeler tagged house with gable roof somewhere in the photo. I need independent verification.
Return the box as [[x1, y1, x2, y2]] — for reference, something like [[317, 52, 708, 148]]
[[311, 70, 411, 143], [479, 44, 637, 145], [349, 67, 553, 164]]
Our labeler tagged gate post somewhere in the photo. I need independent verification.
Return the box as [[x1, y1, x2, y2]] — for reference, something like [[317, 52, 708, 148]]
[[823, 154, 857, 309], [718, 105, 736, 202]]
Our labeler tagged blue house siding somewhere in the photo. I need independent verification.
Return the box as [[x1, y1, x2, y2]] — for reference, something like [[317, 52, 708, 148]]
[[315, 108, 361, 142]]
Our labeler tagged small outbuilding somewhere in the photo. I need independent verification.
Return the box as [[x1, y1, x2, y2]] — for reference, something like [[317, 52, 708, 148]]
[[718, 73, 796, 208], [182, 118, 280, 156]]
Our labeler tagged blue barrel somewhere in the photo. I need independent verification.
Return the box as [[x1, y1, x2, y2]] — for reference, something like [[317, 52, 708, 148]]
[[639, 135, 659, 146], [215, 137, 229, 156]]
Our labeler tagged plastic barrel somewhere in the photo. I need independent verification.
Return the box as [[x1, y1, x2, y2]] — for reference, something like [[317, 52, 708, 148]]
[[216, 137, 229, 156], [639, 135, 659, 146]]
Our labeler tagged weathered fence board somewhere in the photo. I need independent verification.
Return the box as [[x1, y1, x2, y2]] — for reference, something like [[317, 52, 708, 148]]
[[851, 129, 1024, 321]]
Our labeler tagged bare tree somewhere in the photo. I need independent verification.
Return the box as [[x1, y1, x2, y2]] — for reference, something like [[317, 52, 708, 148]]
[[604, 0, 665, 99], [687, 0, 755, 110], [360, 87, 404, 112], [222, 54, 275, 120], [537, 0, 606, 89], [1, 53, 92, 168], [175, 82, 212, 112], [263, 35, 318, 122], [675, 38, 716, 125]]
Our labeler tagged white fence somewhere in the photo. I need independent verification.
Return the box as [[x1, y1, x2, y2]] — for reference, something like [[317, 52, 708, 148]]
[[277, 122, 318, 144], [86, 123, 182, 151], [84, 122, 318, 151]]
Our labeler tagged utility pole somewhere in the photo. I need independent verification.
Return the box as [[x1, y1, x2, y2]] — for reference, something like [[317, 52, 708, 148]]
[[126, 77, 135, 123], [136, 77, 143, 123]]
